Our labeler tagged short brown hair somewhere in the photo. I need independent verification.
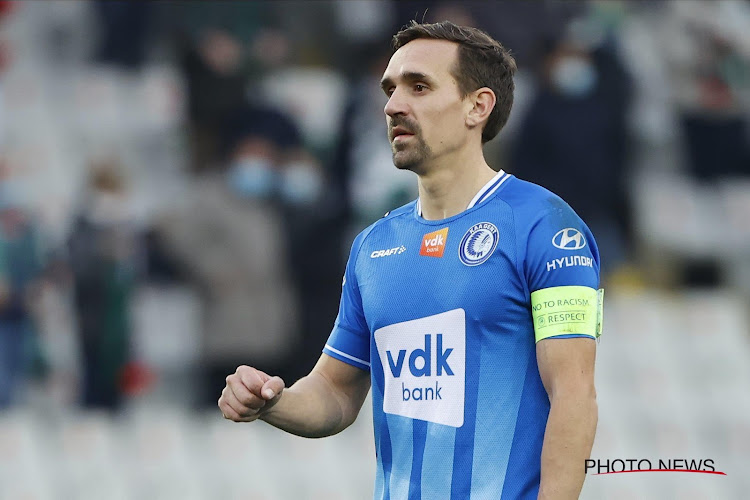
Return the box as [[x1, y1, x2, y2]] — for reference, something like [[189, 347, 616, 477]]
[[392, 21, 516, 143]]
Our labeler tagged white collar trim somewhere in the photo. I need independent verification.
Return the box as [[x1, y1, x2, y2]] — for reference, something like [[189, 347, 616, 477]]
[[416, 169, 509, 217]]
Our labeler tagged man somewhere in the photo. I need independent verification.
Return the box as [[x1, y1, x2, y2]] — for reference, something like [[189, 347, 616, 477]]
[[219, 21, 602, 500]]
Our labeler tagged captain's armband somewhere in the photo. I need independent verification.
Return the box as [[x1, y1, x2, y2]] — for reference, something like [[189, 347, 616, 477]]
[[531, 286, 604, 343]]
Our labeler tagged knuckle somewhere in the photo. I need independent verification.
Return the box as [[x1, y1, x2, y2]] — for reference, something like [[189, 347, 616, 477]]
[[247, 398, 266, 409]]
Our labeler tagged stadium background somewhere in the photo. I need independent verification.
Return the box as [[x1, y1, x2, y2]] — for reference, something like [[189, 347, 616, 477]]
[[0, 1, 748, 498]]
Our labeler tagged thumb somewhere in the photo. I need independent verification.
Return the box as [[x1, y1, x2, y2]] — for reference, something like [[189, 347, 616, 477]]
[[261, 376, 285, 400]]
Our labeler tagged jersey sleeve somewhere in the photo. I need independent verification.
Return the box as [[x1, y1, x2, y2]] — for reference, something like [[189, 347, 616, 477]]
[[522, 202, 601, 341], [323, 231, 371, 371]]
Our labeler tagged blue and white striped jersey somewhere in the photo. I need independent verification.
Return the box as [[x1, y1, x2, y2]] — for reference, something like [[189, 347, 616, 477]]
[[324, 170, 600, 500]]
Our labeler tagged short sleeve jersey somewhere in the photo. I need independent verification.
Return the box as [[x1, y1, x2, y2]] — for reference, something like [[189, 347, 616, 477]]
[[324, 171, 600, 500]]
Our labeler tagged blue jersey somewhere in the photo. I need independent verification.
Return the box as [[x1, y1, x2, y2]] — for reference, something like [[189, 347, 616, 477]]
[[324, 171, 600, 500]]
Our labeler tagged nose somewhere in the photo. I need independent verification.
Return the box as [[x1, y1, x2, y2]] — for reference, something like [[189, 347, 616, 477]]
[[384, 87, 408, 118]]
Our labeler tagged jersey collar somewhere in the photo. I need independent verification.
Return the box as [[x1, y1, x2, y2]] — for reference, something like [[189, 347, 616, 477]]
[[416, 169, 510, 217]]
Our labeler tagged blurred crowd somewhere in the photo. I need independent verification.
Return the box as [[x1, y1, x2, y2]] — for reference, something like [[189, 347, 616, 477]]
[[0, 0, 748, 413]]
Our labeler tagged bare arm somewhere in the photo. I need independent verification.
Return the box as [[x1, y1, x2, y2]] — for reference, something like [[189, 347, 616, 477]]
[[218, 354, 371, 438], [537, 337, 598, 500]]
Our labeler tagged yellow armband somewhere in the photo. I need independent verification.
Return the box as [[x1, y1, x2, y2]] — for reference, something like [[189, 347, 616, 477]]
[[531, 286, 604, 343]]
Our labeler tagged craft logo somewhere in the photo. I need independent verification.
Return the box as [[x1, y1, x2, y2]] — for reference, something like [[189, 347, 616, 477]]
[[585, 458, 726, 476], [370, 245, 406, 258], [420, 228, 449, 257], [374, 309, 466, 428]]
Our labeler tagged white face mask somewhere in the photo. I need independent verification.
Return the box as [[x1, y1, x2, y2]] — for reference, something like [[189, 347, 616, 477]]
[[551, 56, 598, 98], [87, 192, 130, 225], [227, 157, 277, 199], [279, 161, 324, 207]]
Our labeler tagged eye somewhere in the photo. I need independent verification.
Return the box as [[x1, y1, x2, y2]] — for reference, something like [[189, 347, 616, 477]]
[[414, 84, 426, 92]]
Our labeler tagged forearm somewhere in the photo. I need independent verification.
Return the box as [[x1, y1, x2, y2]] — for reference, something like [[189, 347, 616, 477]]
[[261, 371, 366, 438], [538, 392, 597, 500]]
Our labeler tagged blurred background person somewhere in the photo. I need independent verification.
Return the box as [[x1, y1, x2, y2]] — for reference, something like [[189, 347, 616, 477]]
[[67, 161, 142, 410], [155, 104, 305, 407], [279, 142, 346, 384], [165, 1, 270, 174], [510, 31, 634, 279], [659, 0, 750, 181], [0, 174, 46, 409]]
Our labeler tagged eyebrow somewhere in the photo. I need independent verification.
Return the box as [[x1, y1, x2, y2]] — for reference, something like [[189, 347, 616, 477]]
[[380, 71, 436, 92]]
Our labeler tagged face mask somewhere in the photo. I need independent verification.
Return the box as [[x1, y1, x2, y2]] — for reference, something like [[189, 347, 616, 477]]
[[279, 162, 324, 207], [87, 192, 130, 225], [227, 157, 277, 199], [551, 56, 598, 98]]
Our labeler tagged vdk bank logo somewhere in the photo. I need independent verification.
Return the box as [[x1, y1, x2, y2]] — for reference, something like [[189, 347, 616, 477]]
[[374, 309, 466, 428], [420, 227, 449, 257], [552, 228, 587, 250]]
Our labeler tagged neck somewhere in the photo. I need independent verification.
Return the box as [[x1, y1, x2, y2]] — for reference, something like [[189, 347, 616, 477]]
[[417, 145, 497, 220]]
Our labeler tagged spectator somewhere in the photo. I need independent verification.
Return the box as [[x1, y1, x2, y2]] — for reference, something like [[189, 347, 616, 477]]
[[164, 2, 272, 173], [157, 105, 308, 406], [0, 179, 46, 409], [510, 35, 633, 275], [658, 0, 750, 180], [67, 161, 141, 410]]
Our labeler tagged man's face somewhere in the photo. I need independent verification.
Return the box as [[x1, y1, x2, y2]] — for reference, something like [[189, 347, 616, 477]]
[[381, 39, 470, 173]]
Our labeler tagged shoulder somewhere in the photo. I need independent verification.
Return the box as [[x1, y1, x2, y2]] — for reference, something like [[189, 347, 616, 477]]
[[492, 176, 577, 225], [349, 200, 416, 255], [380, 199, 416, 220]]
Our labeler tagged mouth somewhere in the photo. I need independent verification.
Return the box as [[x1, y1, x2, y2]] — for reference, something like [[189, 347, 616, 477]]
[[390, 126, 414, 141], [393, 134, 414, 143]]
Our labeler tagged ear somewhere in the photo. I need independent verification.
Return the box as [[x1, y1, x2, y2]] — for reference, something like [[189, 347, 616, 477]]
[[466, 87, 496, 130]]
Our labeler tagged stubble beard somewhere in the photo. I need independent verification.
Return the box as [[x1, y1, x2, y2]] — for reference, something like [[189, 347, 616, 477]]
[[391, 132, 432, 174]]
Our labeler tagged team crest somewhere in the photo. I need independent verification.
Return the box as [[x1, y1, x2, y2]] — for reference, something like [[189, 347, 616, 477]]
[[459, 222, 499, 266]]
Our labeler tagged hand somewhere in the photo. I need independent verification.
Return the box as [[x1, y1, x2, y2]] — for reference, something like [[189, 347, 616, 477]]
[[218, 365, 285, 422]]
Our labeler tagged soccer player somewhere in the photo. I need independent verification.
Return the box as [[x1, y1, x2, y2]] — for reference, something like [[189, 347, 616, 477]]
[[219, 21, 602, 500]]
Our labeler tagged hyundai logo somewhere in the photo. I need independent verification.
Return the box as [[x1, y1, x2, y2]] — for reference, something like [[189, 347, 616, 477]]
[[552, 228, 586, 250]]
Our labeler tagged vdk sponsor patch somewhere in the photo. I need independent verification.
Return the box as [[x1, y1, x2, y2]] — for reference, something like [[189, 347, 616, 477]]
[[420, 228, 449, 258], [374, 309, 466, 427]]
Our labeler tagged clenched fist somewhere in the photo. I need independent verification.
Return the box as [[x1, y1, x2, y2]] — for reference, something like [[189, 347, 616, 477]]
[[218, 365, 285, 422]]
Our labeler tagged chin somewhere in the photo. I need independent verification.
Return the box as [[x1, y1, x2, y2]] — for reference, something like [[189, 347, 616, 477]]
[[392, 153, 421, 172], [391, 137, 431, 174]]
